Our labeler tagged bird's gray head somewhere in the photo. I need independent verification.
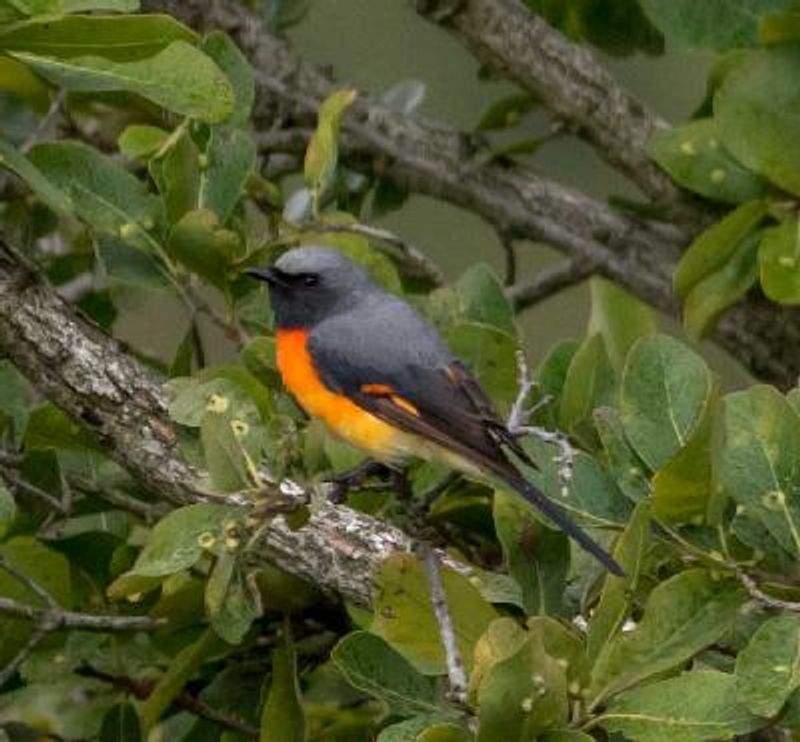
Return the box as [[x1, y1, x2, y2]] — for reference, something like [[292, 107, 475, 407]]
[[245, 246, 376, 328]]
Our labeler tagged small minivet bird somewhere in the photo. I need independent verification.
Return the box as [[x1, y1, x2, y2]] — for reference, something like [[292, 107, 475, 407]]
[[247, 247, 622, 575]]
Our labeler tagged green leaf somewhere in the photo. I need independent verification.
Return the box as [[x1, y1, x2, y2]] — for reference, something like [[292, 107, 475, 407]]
[[446, 322, 517, 414], [28, 141, 162, 243], [683, 227, 761, 337], [454, 263, 516, 335], [559, 333, 616, 449], [371, 552, 498, 675], [716, 45, 800, 197], [759, 220, 800, 304], [167, 209, 242, 290], [718, 385, 800, 556], [209, 565, 260, 645], [539, 733, 594, 742], [586, 502, 650, 666], [620, 334, 712, 471], [594, 407, 651, 502], [527, 441, 632, 525], [118, 124, 168, 160], [261, 640, 305, 742], [167, 374, 266, 428], [493, 489, 569, 616], [304, 88, 356, 202], [377, 715, 465, 742], [0, 479, 16, 538], [0, 537, 72, 666], [647, 118, 768, 203], [201, 30, 254, 128], [588, 570, 744, 707], [0, 135, 72, 214], [332, 631, 440, 717], [588, 277, 656, 373], [13, 40, 233, 123], [602, 670, 762, 741], [639, 0, 789, 50], [201, 409, 254, 492], [127, 503, 238, 577], [476, 631, 568, 741], [469, 617, 529, 704], [150, 129, 200, 225], [98, 237, 171, 291], [735, 614, 800, 717], [674, 200, 767, 300], [198, 126, 256, 224], [140, 629, 224, 730], [0, 14, 195, 59], [63, 0, 140, 11], [653, 385, 720, 528], [98, 703, 142, 742]]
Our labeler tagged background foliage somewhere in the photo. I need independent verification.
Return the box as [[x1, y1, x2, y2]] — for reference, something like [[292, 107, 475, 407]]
[[1, 0, 800, 740]]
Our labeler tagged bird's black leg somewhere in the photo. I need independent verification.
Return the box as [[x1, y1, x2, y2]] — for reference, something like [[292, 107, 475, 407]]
[[326, 459, 393, 504]]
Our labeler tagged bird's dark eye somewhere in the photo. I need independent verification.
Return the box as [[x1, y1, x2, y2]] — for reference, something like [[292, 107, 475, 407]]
[[303, 274, 319, 287]]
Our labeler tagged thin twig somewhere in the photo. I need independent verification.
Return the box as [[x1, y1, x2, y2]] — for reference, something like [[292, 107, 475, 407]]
[[0, 450, 23, 467], [71, 477, 168, 522], [417, 541, 468, 706], [21, 88, 67, 154], [0, 554, 58, 607], [499, 230, 517, 286], [506, 351, 574, 498], [0, 622, 50, 690], [1, 468, 65, 513], [507, 259, 595, 310], [0, 596, 166, 631], [737, 569, 800, 613]]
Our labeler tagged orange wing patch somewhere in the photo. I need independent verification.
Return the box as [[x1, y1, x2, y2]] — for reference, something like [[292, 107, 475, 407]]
[[360, 382, 419, 417]]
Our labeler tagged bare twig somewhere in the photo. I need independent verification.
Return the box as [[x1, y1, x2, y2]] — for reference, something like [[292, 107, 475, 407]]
[[21, 89, 67, 154], [499, 230, 517, 286], [0, 554, 58, 607], [506, 351, 575, 498], [0, 468, 65, 513], [417, 541, 468, 706], [0, 623, 50, 690], [508, 259, 595, 310], [0, 595, 166, 631], [737, 569, 800, 613]]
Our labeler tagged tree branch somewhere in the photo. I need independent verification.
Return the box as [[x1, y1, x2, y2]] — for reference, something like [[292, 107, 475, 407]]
[[0, 596, 165, 631], [142, 0, 800, 388], [414, 0, 683, 205], [0, 241, 469, 608], [508, 258, 595, 309]]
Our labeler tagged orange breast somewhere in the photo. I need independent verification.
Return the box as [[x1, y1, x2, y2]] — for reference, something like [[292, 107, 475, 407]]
[[275, 328, 405, 458]]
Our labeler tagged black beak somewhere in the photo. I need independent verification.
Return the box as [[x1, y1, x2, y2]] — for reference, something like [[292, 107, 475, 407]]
[[245, 267, 283, 286]]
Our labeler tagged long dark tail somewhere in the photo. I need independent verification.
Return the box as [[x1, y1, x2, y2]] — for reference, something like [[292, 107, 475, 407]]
[[498, 468, 624, 576]]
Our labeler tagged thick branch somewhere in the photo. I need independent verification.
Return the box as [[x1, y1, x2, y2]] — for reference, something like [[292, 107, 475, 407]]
[[0, 242, 464, 607], [135, 3, 800, 386], [414, 0, 680, 204]]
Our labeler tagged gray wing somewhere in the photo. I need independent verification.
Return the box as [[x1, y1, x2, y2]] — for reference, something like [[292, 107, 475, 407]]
[[308, 295, 526, 467]]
